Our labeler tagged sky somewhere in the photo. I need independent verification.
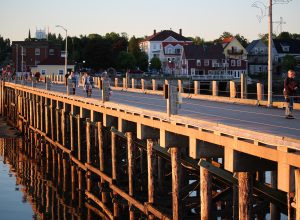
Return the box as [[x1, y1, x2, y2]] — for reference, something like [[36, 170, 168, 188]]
[[1, 0, 300, 42]]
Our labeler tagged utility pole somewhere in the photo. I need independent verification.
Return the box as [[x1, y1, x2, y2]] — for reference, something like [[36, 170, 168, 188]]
[[268, 0, 273, 107], [21, 46, 24, 76]]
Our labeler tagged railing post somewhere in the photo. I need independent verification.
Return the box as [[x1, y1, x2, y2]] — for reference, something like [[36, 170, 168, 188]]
[[115, 78, 118, 87], [241, 73, 247, 99], [141, 79, 145, 91], [147, 139, 155, 219], [131, 78, 136, 89], [212, 81, 218, 96], [194, 81, 200, 95], [230, 81, 236, 98], [178, 79, 183, 93], [123, 78, 127, 89], [257, 82, 264, 101], [152, 79, 157, 91]]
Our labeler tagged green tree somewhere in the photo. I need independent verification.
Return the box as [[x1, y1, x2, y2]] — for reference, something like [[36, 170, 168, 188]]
[[277, 32, 292, 40], [128, 36, 149, 71], [258, 33, 277, 45], [128, 36, 140, 57], [0, 35, 11, 66], [117, 51, 136, 70], [193, 36, 205, 45], [149, 57, 161, 71], [235, 34, 249, 48], [136, 52, 148, 71], [281, 55, 297, 72]]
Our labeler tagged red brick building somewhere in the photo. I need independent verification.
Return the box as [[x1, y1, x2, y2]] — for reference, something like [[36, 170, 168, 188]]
[[181, 44, 247, 78], [12, 41, 61, 72]]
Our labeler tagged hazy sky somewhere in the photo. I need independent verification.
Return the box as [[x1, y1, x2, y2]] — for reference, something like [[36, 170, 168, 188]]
[[1, 0, 299, 42]]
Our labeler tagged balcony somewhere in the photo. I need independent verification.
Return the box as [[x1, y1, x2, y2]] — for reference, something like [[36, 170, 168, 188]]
[[227, 49, 244, 55]]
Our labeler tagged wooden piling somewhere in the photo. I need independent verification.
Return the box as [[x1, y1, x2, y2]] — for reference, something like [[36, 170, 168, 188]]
[[200, 159, 212, 220], [147, 139, 155, 219], [70, 114, 74, 152], [127, 132, 135, 220], [77, 116, 82, 161], [238, 172, 253, 220], [98, 122, 108, 203], [270, 171, 280, 220], [111, 128, 120, 218], [296, 169, 300, 220], [170, 147, 182, 220], [86, 119, 91, 164]]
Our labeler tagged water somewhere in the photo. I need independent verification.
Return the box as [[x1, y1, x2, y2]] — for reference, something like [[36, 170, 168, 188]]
[[0, 139, 36, 220]]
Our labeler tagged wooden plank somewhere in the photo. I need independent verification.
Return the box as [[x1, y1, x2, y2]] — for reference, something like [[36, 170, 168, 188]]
[[85, 163, 112, 184]]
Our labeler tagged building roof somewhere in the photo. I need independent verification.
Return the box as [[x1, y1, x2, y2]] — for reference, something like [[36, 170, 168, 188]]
[[246, 40, 261, 52], [145, 30, 191, 42], [12, 40, 61, 48], [273, 39, 300, 54], [183, 44, 225, 60], [222, 37, 234, 44]]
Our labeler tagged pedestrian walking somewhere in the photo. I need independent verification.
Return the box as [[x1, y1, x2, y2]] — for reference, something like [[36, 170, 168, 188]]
[[83, 72, 93, 97], [284, 70, 298, 119], [69, 71, 77, 95]]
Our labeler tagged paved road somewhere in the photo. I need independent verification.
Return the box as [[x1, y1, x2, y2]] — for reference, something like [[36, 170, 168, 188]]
[[19, 82, 300, 140]]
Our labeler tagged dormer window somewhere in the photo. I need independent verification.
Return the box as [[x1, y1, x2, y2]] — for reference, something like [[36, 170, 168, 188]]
[[282, 46, 290, 52]]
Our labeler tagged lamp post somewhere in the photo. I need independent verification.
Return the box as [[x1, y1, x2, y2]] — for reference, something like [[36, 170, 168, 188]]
[[267, 0, 273, 107], [56, 25, 68, 76]]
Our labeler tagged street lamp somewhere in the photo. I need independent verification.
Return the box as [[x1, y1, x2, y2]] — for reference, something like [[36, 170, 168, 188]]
[[56, 25, 68, 76]]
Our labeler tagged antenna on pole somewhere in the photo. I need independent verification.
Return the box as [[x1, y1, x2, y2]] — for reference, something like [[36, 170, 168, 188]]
[[274, 17, 286, 34], [251, 0, 292, 107]]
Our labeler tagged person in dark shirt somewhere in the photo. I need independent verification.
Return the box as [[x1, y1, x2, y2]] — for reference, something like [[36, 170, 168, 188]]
[[284, 70, 298, 119]]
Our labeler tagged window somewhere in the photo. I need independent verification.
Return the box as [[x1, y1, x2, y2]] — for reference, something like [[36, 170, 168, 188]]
[[204, 59, 209, 66], [35, 60, 40, 65], [49, 49, 54, 55], [196, 60, 201, 66], [41, 69, 46, 75], [58, 69, 64, 75], [35, 48, 40, 55], [167, 48, 173, 54], [153, 44, 157, 50], [282, 46, 290, 52], [175, 48, 181, 54], [237, 60, 241, 67], [260, 48, 264, 53], [254, 48, 258, 54], [191, 68, 195, 75], [231, 60, 236, 67], [21, 48, 26, 56]]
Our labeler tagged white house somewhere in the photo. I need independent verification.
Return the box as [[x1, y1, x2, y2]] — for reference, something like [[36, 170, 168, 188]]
[[140, 29, 192, 74], [31, 56, 74, 76]]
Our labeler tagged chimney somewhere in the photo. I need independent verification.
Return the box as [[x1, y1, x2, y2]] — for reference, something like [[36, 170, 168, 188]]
[[154, 29, 156, 35], [179, 29, 182, 36]]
